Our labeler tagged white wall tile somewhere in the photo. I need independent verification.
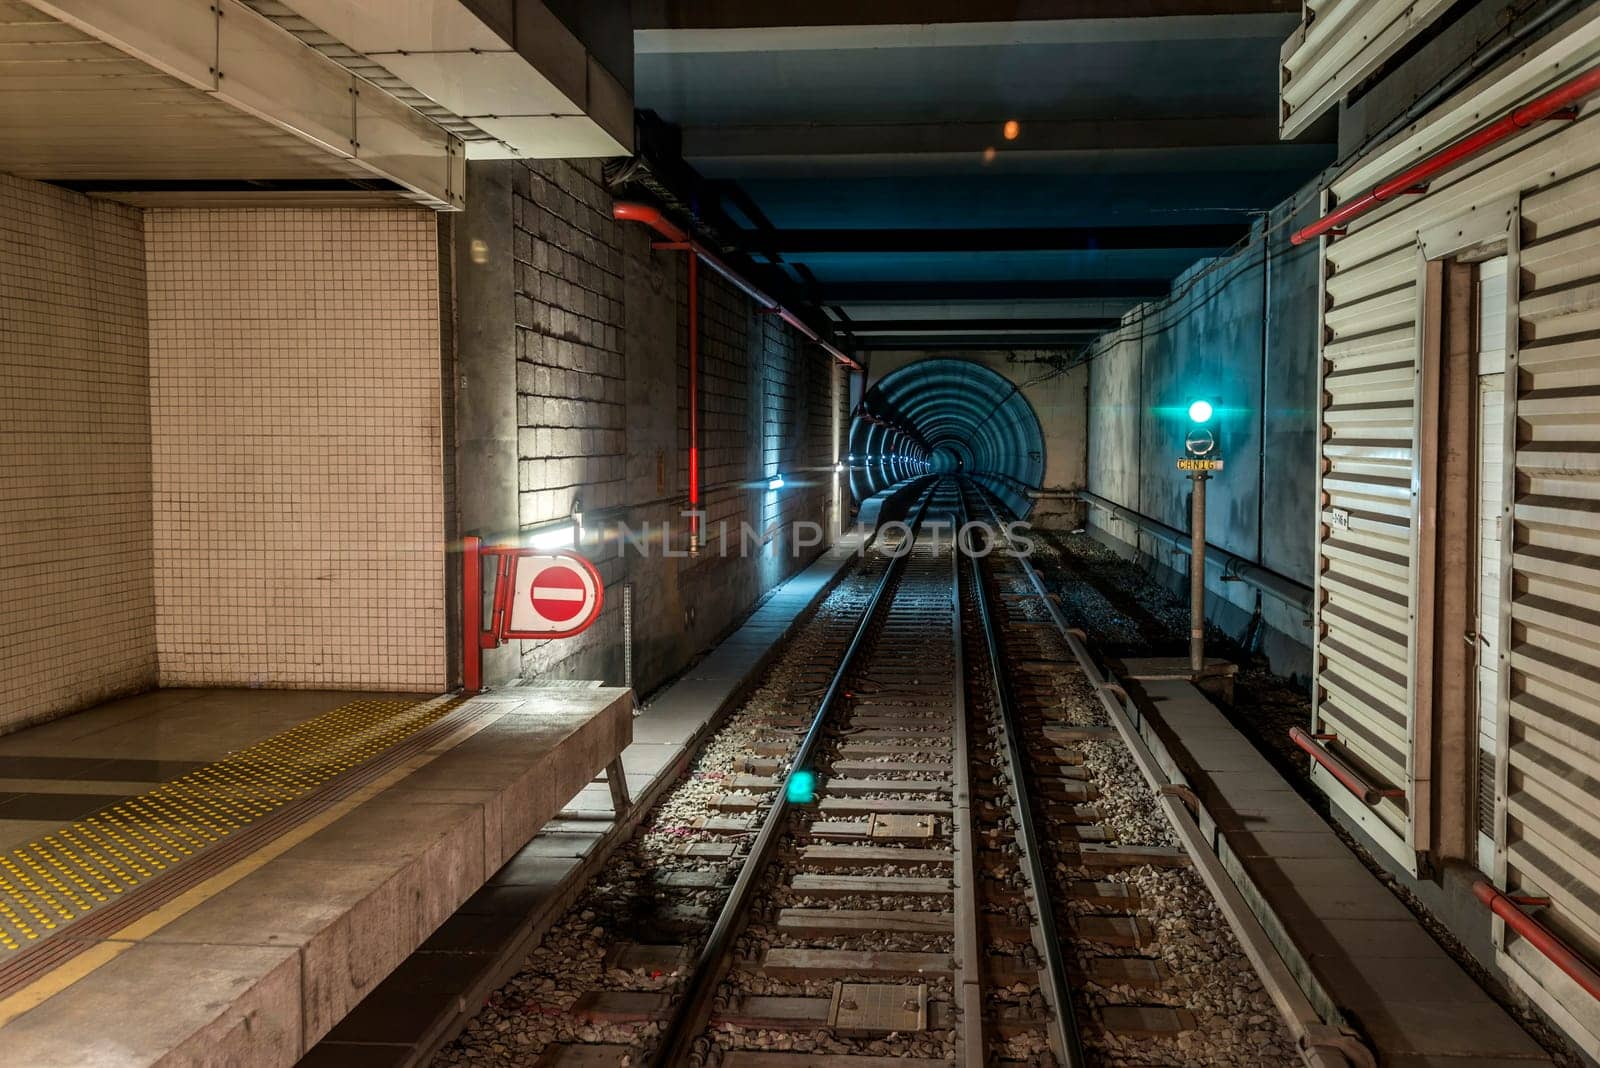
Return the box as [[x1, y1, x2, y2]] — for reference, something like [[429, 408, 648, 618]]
[[146, 208, 446, 691], [0, 174, 157, 732]]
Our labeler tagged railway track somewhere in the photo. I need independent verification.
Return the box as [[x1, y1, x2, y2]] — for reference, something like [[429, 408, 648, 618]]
[[436, 477, 1307, 1067], [959, 482, 1207, 1065]]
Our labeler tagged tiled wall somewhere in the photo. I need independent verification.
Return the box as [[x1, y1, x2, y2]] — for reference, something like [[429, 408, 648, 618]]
[[0, 175, 156, 732], [146, 209, 446, 691]]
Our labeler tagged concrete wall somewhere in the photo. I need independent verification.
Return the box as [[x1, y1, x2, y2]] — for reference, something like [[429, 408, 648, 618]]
[[146, 208, 448, 691], [1085, 202, 1321, 677], [863, 348, 1088, 523], [0, 175, 156, 732], [457, 159, 844, 695]]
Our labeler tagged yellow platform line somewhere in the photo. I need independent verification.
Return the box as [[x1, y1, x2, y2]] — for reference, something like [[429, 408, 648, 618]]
[[0, 697, 496, 1029], [0, 695, 464, 951]]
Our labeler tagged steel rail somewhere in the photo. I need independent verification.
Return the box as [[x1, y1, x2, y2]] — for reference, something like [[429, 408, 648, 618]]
[[649, 487, 938, 1067], [947, 520, 984, 1067], [967, 483, 1360, 1068], [959, 489, 1084, 1066]]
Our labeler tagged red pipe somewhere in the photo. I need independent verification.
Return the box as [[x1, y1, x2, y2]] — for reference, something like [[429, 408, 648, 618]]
[[1474, 880, 1600, 1001], [612, 202, 862, 371], [1289, 726, 1404, 805], [1292, 64, 1600, 245], [688, 251, 700, 547], [614, 201, 688, 242], [462, 535, 482, 693]]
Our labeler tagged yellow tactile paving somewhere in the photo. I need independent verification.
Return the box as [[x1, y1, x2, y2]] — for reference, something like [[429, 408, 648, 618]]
[[0, 695, 463, 951]]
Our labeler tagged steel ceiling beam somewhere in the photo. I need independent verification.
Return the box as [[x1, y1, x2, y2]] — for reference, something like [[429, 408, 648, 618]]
[[756, 225, 1244, 253], [683, 116, 1283, 159], [855, 336, 1098, 350], [847, 317, 1117, 333], [635, 1, 1297, 29], [818, 280, 1168, 302]]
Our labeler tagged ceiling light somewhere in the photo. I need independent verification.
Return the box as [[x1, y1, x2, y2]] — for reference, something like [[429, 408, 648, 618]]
[[528, 521, 576, 550]]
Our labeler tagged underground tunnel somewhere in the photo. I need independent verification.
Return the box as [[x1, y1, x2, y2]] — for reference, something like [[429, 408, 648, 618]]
[[4, 2, 1599, 1065]]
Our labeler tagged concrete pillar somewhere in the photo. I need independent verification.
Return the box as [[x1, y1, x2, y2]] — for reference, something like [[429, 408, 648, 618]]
[[455, 160, 522, 687]]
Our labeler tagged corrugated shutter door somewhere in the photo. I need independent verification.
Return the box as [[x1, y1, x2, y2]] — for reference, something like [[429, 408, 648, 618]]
[[1315, 210, 1418, 866], [1279, 0, 1457, 138], [1501, 164, 1600, 1050], [1476, 258, 1508, 876], [1305, 23, 1600, 1047]]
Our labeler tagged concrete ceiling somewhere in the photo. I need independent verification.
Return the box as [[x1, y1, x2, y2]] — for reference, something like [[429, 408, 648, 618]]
[[631, 1, 1336, 352], [3, 0, 466, 208], [4, 0, 632, 210]]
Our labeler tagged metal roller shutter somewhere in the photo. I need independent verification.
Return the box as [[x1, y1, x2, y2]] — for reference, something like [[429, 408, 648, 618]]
[[1499, 161, 1600, 1054], [1279, 0, 1457, 138], [1312, 19, 1600, 883], [1314, 217, 1419, 866]]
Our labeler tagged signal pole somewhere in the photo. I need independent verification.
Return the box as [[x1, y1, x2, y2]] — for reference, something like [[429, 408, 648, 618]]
[[1189, 471, 1207, 674], [1181, 398, 1221, 677]]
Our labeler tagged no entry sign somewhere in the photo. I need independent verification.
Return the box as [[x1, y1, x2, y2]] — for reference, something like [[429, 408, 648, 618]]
[[503, 551, 604, 639]]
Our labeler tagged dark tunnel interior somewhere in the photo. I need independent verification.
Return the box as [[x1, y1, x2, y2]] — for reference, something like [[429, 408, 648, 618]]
[[850, 358, 1046, 517]]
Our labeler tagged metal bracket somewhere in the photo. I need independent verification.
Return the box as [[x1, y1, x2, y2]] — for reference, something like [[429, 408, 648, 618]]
[[1159, 783, 1200, 816], [1098, 681, 1129, 703], [605, 757, 631, 817], [1303, 1023, 1377, 1068]]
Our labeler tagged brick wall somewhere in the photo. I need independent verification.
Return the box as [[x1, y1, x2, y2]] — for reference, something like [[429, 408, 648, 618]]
[[501, 159, 841, 689], [513, 161, 627, 531], [146, 208, 447, 690], [509, 160, 628, 680], [0, 175, 156, 732]]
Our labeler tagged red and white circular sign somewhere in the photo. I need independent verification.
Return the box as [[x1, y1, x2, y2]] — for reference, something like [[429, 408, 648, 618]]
[[531, 564, 587, 622], [505, 551, 604, 638]]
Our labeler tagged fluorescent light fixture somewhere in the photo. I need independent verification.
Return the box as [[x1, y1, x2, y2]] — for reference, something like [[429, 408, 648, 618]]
[[528, 521, 576, 550], [768, 474, 785, 490]]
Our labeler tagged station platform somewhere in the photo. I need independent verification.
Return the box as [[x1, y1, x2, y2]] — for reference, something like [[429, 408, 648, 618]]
[[302, 532, 869, 1067], [1122, 668, 1550, 1066], [0, 684, 632, 1067]]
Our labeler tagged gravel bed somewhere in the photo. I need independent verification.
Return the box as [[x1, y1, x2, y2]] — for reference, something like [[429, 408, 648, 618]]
[[433, 562, 886, 1067], [433, 516, 1462, 1068], [1033, 528, 1585, 1067], [980, 559, 1298, 1066], [721, 543, 961, 1065]]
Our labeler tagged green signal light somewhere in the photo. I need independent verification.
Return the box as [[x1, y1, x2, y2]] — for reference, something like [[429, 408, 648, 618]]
[[786, 769, 817, 804], [1188, 400, 1214, 424]]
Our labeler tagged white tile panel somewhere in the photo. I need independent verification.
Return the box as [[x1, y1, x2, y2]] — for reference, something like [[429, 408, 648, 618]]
[[146, 208, 446, 691]]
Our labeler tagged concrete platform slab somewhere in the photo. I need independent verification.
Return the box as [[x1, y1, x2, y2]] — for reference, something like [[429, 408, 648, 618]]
[[0, 941, 303, 1068], [1127, 675, 1549, 1064], [0, 685, 633, 1067]]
